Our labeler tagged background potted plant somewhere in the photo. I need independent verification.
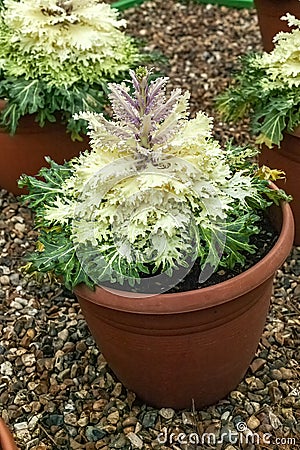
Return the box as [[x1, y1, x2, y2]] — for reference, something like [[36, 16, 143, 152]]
[[0, 0, 146, 194], [217, 15, 300, 244], [0, 418, 18, 450], [19, 68, 294, 409], [254, 0, 300, 52]]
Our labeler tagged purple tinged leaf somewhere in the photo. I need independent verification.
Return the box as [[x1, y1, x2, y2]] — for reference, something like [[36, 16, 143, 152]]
[[129, 69, 140, 93], [97, 116, 133, 141], [152, 88, 182, 122], [129, 68, 149, 114], [109, 82, 139, 110], [108, 84, 140, 127], [152, 100, 186, 145], [99, 69, 190, 153], [145, 77, 169, 113]]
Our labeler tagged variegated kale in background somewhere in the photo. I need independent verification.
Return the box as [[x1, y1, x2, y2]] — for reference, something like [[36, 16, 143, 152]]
[[20, 68, 290, 290], [217, 11, 300, 148], [0, 0, 149, 139]]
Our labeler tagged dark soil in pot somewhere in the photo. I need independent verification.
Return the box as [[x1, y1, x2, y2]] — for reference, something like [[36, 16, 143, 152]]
[[99, 210, 279, 295]]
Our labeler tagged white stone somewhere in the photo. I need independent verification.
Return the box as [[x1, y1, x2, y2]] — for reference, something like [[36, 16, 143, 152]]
[[10, 301, 23, 310], [14, 223, 26, 233], [21, 353, 36, 367], [0, 275, 10, 285], [221, 411, 231, 421], [0, 266, 10, 275], [0, 361, 13, 376], [14, 297, 28, 306], [127, 432, 143, 449], [159, 408, 175, 420], [14, 422, 28, 431]]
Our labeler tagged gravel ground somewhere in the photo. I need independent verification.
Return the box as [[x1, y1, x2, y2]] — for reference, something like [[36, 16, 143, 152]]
[[123, 0, 262, 147], [0, 1, 300, 449]]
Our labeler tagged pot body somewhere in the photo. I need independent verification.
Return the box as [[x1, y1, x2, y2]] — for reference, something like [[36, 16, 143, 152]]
[[0, 419, 18, 450], [254, 0, 300, 52], [259, 132, 300, 245], [74, 199, 294, 409], [0, 101, 89, 195]]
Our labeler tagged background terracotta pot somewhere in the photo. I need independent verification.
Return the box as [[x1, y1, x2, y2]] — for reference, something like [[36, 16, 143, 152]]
[[254, 0, 300, 52], [74, 196, 294, 409], [0, 419, 18, 450], [259, 131, 300, 245], [0, 100, 89, 196]]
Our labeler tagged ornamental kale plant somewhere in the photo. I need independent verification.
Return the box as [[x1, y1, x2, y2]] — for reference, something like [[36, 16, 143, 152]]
[[217, 11, 300, 148], [20, 68, 289, 292], [0, 0, 144, 139]]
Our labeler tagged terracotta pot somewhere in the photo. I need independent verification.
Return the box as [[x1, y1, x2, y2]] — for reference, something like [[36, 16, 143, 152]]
[[254, 0, 300, 52], [259, 130, 300, 245], [74, 192, 294, 409], [0, 100, 89, 196], [0, 419, 18, 450]]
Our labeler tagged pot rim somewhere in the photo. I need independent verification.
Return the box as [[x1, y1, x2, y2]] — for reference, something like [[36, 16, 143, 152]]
[[0, 99, 68, 135], [74, 183, 294, 315]]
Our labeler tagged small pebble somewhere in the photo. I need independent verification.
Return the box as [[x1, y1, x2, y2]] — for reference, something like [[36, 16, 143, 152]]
[[0, 275, 10, 285], [159, 408, 175, 420], [122, 417, 138, 428], [247, 416, 260, 430], [250, 358, 266, 373], [270, 369, 283, 380], [107, 411, 120, 425], [126, 432, 143, 449]]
